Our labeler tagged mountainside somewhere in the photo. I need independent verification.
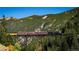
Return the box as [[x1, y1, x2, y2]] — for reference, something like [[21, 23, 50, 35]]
[[3, 8, 79, 33]]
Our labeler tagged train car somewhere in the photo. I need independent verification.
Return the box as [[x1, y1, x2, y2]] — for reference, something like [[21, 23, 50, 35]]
[[7, 33, 17, 36], [17, 31, 48, 36], [48, 31, 62, 35]]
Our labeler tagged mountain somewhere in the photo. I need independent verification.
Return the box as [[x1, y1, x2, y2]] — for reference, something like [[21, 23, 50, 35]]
[[3, 7, 79, 33]]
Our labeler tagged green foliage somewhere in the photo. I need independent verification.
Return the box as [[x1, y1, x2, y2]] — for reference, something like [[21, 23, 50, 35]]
[[0, 17, 17, 47]]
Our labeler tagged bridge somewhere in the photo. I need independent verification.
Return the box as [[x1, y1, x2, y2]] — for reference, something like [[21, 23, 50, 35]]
[[6, 31, 63, 47], [6, 31, 78, 48]]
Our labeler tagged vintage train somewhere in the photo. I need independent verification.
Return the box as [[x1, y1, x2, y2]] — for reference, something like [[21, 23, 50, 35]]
[[7, 31, 62, 36]]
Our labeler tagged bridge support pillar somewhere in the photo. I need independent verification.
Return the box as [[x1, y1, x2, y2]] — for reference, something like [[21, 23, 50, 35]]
[[18, 35, 29, 50]]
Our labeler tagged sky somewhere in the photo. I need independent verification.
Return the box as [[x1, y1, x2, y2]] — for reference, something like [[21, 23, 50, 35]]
[[0, 7, 74, 19]]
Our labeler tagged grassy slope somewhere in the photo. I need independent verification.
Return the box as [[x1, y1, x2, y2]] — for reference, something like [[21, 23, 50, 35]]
[[5, 8, 78, 33]]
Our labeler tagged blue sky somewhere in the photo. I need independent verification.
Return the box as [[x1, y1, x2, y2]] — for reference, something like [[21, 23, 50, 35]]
[[0, 7, 74, 18]]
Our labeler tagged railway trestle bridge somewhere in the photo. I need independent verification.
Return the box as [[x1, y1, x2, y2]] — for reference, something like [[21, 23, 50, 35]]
[[6, 31, 78, 49]]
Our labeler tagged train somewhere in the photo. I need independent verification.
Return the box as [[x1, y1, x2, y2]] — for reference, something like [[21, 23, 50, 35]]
[[7, 31, 62, 36]]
